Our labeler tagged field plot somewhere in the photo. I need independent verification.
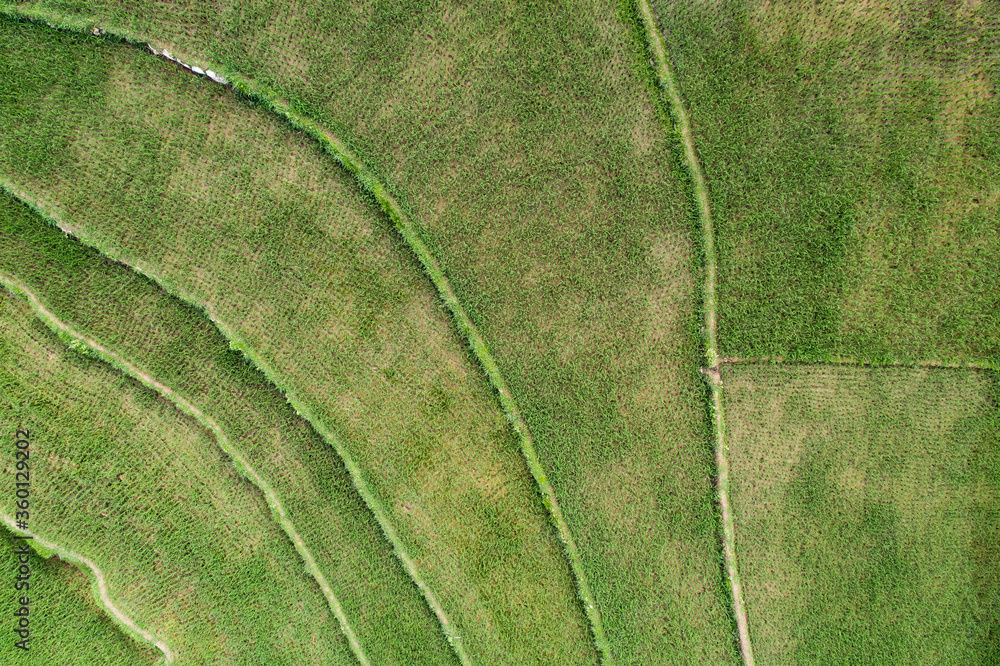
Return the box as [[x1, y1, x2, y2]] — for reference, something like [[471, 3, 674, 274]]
[[0, 290, 356, 664], [1, 2, 738, 660], [0, 526, 159, 664], [652, 0, 1000, 364], [722, 363, 1000, 665], [0, 191, 457, 664], [0, 20, 596, 663]]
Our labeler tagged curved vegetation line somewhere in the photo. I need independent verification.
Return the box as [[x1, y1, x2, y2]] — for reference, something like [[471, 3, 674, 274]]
[[0, 178, 470, 666], [0, 6, 612, 661], [0, 275, 371, 666], [636, 1, 755, 665], [0, 513, 176, 664]]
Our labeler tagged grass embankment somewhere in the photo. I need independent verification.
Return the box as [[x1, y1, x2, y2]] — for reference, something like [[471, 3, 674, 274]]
[[0, 19, 595, 663], [637, 1, 752, 663], [0, 525, 161, 664], [0, 3, 738, 660], [652, 0, 1000, 365], [0, 290, 355, 665], [723, 363, 1000, 665], [0, 192, 454, 664]]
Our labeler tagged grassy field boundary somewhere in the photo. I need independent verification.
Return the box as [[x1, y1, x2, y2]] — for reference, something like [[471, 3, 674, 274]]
[[636, 1, 754, 664], [720, 356, 1000, 371], [0, 274, 372, 666], [0, 8, 611, 662], [0, 513, 175, 664]]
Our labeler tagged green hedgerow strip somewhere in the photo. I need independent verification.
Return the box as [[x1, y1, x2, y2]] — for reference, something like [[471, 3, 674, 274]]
[[635, 1, 754, 665], [0, 512, 176, 665], [0, 7, 610, 661], [0, 274, 372, 666]]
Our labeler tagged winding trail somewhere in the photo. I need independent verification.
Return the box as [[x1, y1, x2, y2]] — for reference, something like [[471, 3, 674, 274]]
[[0, 275, 370, 666], [637, 2, 755, 665], [0, 513, 176, 664], [0, 6, 611, 662]]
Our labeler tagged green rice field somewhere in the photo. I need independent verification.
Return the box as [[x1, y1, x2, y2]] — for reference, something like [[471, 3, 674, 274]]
[[0, 18, 594, 664], [0, 526, 159, 664], [722, 363, 999, 665], [0, 1, 996, 663], [0, 190, 457, 664], [652, 0, 1000, 364]]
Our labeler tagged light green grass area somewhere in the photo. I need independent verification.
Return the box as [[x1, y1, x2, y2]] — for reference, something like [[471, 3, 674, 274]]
[[0, 525, 160, 664], [651, 0, 1000, 365], [0, 289, 355, 664], [0, 19, 596, 663], [0, 3, 738, 660], [0, 190, 457, 664], [722, 363, 1000, 665]]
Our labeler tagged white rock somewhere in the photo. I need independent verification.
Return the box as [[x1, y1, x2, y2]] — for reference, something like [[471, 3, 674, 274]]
[[192, 66, 205, 75], [148, 45, 159, 55]]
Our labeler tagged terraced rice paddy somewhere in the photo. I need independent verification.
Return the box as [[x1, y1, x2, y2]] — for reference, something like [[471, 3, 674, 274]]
[[0, 289, 356, 664], [0, 1, 996, 664], [0, 191, 456, 664], [0, 18, 594, 664]]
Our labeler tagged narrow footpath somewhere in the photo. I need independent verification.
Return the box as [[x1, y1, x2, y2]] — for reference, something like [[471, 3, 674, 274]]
[[637, 2, 755, 665], [0, 513, 176, 664]]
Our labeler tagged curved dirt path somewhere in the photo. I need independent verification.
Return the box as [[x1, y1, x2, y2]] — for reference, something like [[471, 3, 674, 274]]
[[0, 513, 176, 664], [0, 7, 611, 663], [637, 2, 755, 665], [0, 275, 370, 666]]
